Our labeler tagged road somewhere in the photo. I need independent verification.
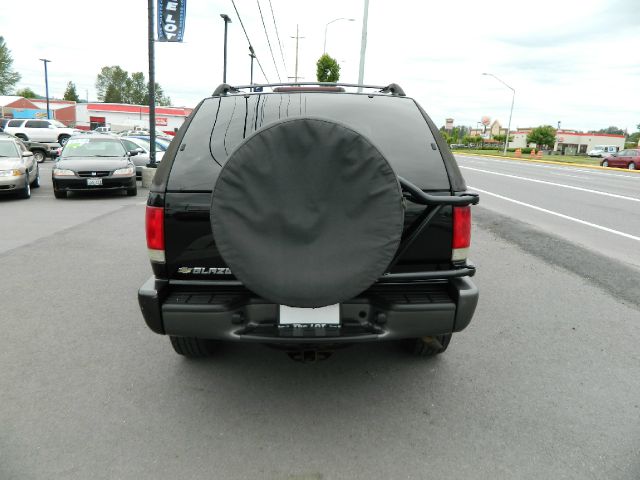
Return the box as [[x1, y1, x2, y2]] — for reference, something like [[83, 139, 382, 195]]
[[0, 159, 639, 479], [456, 154, 640, 268]]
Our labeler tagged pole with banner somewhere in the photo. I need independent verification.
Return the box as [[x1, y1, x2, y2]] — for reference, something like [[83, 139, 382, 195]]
[[147, 0, 157, 167], [148, 0, 187, 168]]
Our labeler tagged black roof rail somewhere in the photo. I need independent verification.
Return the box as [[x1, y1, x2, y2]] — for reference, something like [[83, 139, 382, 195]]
[[379, 83, 406, 96], [212, 82, 406, 96], [212, 83, 240, 96]]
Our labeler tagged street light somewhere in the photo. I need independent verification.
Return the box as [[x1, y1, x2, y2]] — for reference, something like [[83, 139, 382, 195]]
[[39, 59, 51, 119], [220, 14, 232, 83], [482, 72, 515, 155], [323, 17, 355, 54]]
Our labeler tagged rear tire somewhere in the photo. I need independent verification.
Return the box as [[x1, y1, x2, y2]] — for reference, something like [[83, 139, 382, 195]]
[[601, 160, 608, 167], [403, 334, 452, 357], [629, 162, 636, 170], [54, 189, 67, 199], [169, 336, 217, 358]]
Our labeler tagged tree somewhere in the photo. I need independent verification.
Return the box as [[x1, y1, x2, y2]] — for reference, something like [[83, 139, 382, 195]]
[[594, 126, 624, 135], [125, 72, 147, 105], [104, 83, 123, 103], [96, 66, 171, 105], [96, 66, 130, 102], [0, 36, 21, 94], [63, 81, 80, 102], [439, 130, 451, 144], [0, 36, 21, 95], [316, 54, 340, 82], [150, 82, 171, 106], [628, 131, 640, 144], [527, 125, 556, 149], [15, 87, 38, 98]]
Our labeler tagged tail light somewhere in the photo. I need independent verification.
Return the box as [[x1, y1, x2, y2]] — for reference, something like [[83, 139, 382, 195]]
[[452, 206, 471, 262], [145, 206, 165, 263]]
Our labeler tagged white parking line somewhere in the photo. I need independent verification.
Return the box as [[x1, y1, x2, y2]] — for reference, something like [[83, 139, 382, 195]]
[[460, 166, 640, 203], [469, 186, 640, 243], [457, 155, 639, 180]]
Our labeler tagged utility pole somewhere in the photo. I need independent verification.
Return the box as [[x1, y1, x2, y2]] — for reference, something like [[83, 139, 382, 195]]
[[289, 25, 304, 82], [39, 59, 51, 119], [357, 0, 369, 92]]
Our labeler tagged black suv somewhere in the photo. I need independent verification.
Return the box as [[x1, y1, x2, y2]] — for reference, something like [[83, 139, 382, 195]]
[[138, 82, 479, 360]]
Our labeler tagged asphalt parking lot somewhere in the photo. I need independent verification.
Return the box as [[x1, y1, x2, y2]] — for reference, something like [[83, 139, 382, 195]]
[[1, 161, 639, 479]]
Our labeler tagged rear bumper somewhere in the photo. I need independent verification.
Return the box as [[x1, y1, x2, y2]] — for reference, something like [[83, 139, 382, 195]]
[[138, 275, 479, 344]]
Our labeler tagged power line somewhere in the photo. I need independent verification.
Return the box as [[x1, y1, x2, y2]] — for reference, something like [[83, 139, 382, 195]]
[[256, 0, 281, 82], [230, 0, 270, 83], [267, 0, 287, 75]]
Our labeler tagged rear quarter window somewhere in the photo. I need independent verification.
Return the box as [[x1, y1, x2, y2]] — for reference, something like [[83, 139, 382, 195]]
[[167, 93, 450, 192]]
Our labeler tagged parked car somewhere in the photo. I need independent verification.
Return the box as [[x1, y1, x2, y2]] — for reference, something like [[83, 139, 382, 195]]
[[138, 82, 480, 360], [0, 136, 40, 199], [120, 136, 165, 178], [601, 149, 639, 170], [588, 145, 619, 157], [4, 119, 79, 145], [52, 134, 137, 198], [0, 132, 58, 162]]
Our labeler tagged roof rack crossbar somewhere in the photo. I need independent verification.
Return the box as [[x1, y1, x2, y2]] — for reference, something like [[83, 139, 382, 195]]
[[212, 82, 406, 96]]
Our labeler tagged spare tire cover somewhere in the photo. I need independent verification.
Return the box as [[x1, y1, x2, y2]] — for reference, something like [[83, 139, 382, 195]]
[[211, 117, 404, 308]]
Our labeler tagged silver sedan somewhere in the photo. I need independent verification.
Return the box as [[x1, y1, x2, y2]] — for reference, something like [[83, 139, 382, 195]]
[[0, 138, 40, 199], [120, 137, 165, 179]]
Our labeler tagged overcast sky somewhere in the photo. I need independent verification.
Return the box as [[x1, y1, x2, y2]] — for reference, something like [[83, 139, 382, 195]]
[[1, 0, 638, 132]]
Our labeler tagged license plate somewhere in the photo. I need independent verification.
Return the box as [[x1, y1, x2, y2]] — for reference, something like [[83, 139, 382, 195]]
[[279, 304, 340, 325], [87, 178, 102, 186]]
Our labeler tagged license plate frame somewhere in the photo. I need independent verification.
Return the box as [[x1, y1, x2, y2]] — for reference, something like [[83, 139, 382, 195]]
[[279, 304, 340, 326], [87, 178, 103, 186]]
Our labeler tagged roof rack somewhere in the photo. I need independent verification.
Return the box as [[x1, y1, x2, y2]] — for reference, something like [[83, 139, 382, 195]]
[[212, 82, 406, 97]]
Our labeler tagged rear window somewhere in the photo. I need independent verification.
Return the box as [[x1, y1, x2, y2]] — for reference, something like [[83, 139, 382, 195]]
[[168, 93, 449, 191], [7, 120, 23, 127]]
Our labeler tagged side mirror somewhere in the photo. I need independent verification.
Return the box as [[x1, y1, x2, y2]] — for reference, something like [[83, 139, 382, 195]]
[[128, 150, 140, 156], [22, 151, 34, 157]]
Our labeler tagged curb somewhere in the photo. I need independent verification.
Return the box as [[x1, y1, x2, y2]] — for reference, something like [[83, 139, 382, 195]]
[[453, 152, 640, 174]]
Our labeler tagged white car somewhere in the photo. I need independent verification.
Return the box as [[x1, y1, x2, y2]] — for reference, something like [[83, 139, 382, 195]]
[[4, 119, 79, 145], [587, 145, 618, 157]]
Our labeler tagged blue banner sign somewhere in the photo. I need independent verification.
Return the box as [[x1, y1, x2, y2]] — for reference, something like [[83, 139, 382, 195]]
[[157, 0, 187, 42], [10, 108, 48, 119]]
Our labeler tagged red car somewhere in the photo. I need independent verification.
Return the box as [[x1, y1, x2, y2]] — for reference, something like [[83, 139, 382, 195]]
[[601, 148, 639, 170]]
